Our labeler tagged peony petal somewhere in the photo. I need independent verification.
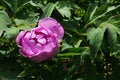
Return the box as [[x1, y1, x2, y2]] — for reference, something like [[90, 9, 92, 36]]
[[20, 48, 34, 58], [23, 31, 43, 54], [19, 49, 27, 57], [40, 29, 48, 35], [16, 18, 63, 63], [37, 38, 47, 44], [16, 31, 26, 46], [43, 42, 58, 56], [23, 37, 41, 54], [31, 52, 49, 62], [20, 39, 35, 57], [38, 18, 64, 39], [31, 31, 36, 39], [31, 42, 58, 62], [24, 31, 31, 39], [32, 27, 49, 35], [47, 34, 57, 43]]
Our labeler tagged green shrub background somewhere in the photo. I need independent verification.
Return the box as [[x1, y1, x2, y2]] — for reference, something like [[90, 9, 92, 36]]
[[0, 0, 120, 80]]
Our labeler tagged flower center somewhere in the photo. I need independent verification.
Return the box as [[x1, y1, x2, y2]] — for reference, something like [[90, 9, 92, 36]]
[[30, 30, 49, 45], [37, 38, 46, 44]]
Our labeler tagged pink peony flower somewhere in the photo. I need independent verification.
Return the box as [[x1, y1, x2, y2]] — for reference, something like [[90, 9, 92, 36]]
[[16, 18, 64, 62]]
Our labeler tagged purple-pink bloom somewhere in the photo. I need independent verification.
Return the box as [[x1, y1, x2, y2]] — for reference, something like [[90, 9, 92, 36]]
[[38, 18, 64, 39], [16, 18, 64, 62]]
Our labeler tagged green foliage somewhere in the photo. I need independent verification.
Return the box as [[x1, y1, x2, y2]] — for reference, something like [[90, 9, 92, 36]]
[[42, 3, 55, 17], [0, 0, 120, 80], [87, 27, 106, 58]]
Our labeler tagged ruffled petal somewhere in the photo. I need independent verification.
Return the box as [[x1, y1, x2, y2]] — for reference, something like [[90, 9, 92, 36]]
[[44, 42, 58, 56], [38, 18, 64, 39], [31, 52, 49, 62], [31, 41, 58, 62], [16, 31, 26, 46], [20, 39, 35, 58], [23, 37, 42, 54]]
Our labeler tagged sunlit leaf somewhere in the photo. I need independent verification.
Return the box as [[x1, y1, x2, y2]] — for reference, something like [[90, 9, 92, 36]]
[[0, 10, 11, 37], [84, 3, 98, 23], [42, 3, 55, 17], [3, 27, 19, 39], [0, 10, 11, 25], [55, 1, 80, 17], [58, 53, 81, 57], [3, 0, 31, 12], [108, 14, 120, 24], [84, 4, 120, 28], [107, 23, 117, 51], [87, 27, 106, 58]]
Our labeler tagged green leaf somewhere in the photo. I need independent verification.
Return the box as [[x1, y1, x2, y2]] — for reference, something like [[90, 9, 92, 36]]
[[17, 70, 28, 78], [108, 14, 120, 24], [55, 1, 79, 17], [28, 1, 39, 7], [3, 27, 19, 39], [74, 39, 82, 48], [107, 15, 120, 35], [3, 0, 31, 12], [42, 3, 55, 17], [62, 47, 88, 53], [96, 4, 120, 20], [107, 23, 117, 51], [59, 47, 89, 57], [3, 13, 38, 39], [0, 10, 11, 36], [58, 53, 81, 57], [112, 44, 120, 55], [95, 15, 111, 27], [93, 4, 108, 18], [13, 12, 38, 28], [84, 3, 98, 23], [0, 10, 11, 25], [87, 27, 106, 58], [112, 23, 120, 35], [55, 1, 71, 17], [43, 65, 52, 72], [17, 67, 35, 78], [61, 40, 73, 51], [61, 21, 82, 36], [94, 5, 120, 21], [107, 5, 120, 12], [84, 4, 120, 28]]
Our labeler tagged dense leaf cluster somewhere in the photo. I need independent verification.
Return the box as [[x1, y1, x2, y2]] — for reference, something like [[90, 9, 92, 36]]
[[0, 0, 120, 80]]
